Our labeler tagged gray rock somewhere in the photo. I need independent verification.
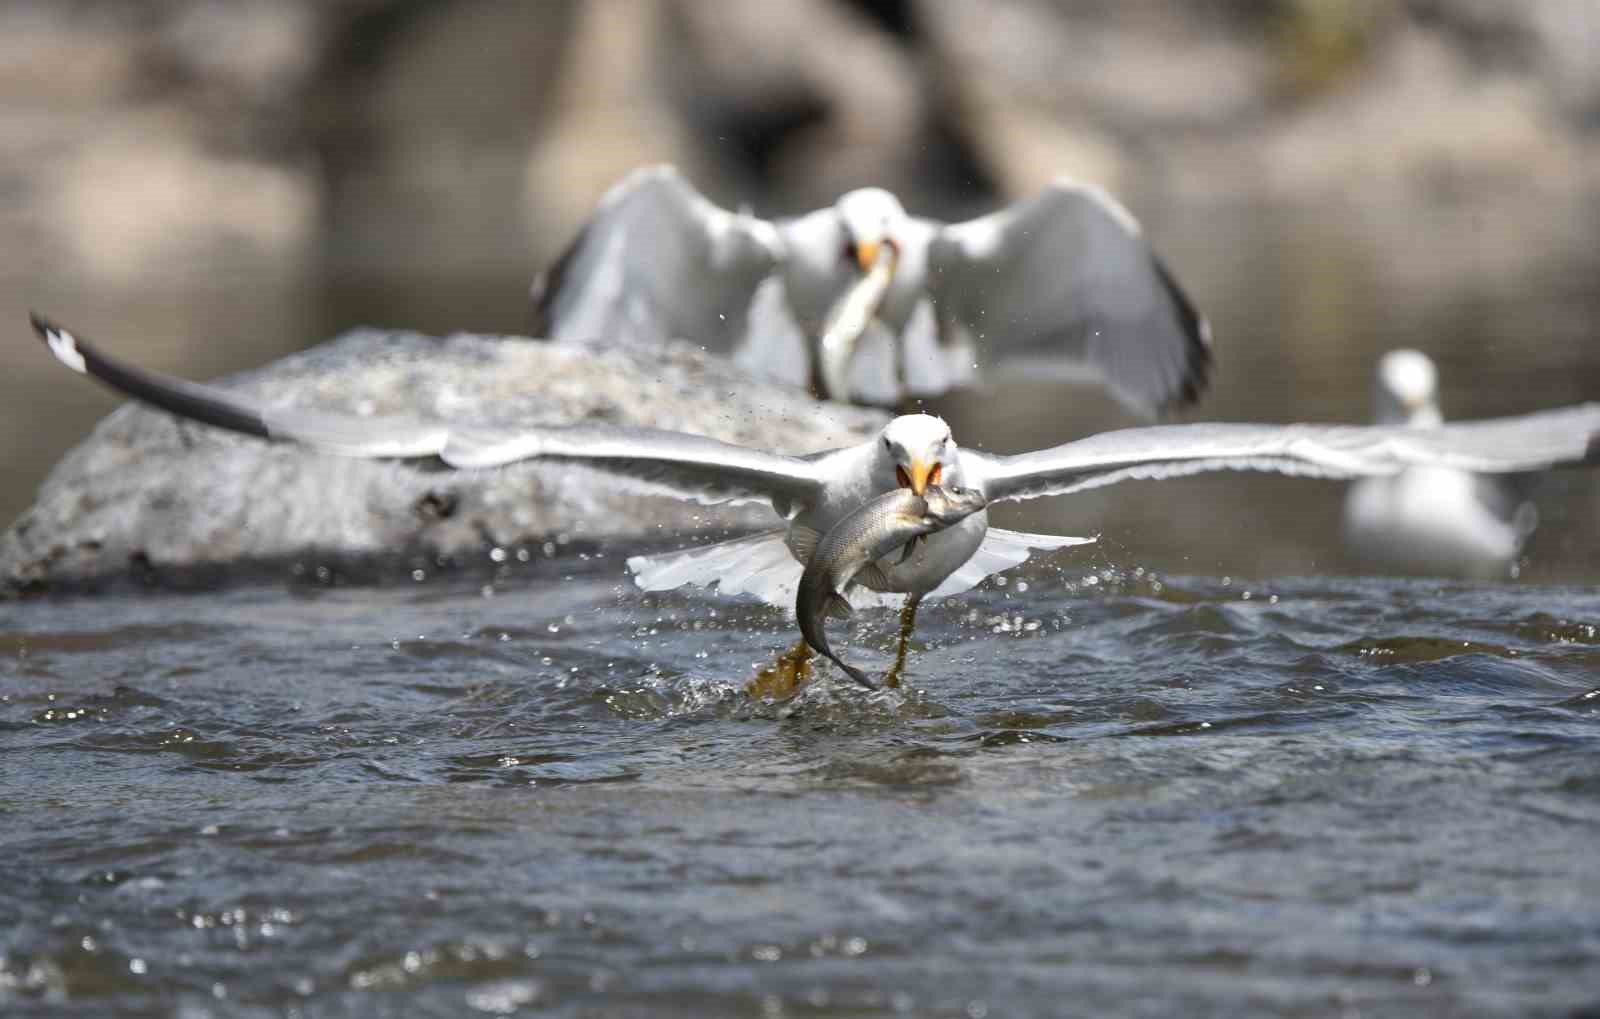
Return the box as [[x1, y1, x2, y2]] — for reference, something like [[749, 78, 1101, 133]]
[[1, 329, 886, 592]]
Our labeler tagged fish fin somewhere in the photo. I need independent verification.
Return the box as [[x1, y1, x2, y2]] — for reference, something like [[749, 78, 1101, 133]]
[[855, 563, 892, 591], [788, 525, 822, 564], [825, 593, 854, 620]]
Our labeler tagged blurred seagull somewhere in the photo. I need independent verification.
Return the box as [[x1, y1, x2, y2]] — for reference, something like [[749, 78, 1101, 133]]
[[30, 316, 1600, 689], [529, 165, 1211, 411], [1343, 349, 1539, 578]]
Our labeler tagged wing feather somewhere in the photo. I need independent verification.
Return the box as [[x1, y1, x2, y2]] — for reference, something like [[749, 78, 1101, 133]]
[[972, 410, 1600, 504], [528, 165, 782, 351], [29, 314, 825, 510], [926, 178, 1211, 416]]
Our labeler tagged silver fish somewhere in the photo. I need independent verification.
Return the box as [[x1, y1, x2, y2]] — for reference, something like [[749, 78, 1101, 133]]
[[817, 242, 897, 402], [794, 484, 988, 689]]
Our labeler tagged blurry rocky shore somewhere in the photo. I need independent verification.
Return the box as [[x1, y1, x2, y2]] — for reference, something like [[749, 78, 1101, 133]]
[[7, 0, 1598, 289], [0, 330, 883, 593]]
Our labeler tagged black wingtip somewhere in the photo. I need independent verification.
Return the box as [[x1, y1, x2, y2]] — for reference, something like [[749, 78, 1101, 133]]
[[23, 312, 275, 440], [29, 310, 57, 341], [1152, 255, 1214, 414], [526, 219, 592, 340]]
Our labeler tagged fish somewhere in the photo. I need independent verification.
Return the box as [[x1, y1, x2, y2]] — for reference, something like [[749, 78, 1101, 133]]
[[817, 241, 897, 402], [793, 484, 989, 689]]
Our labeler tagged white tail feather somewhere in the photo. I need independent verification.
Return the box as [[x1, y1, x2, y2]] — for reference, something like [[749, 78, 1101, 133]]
[[924, 528, 1095, 600], [626, 530, 802, 607], [624, 527, 1094, 611]]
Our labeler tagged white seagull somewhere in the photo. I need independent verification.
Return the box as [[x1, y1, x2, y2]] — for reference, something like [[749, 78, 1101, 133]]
[[28, 315, 1600, 689], [529, 165, 1212, 411], [1343, 349, 1539, 579]]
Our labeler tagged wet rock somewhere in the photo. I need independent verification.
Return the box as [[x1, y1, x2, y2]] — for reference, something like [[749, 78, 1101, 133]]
[[0, 330, 885, 592]]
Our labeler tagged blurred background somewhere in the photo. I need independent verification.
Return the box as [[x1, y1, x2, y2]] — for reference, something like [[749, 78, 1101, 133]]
[[3, 0, 1598, 579]]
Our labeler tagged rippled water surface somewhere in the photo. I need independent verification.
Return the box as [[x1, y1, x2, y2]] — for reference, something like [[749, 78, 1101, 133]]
[[4, 553, 1600, 1017]]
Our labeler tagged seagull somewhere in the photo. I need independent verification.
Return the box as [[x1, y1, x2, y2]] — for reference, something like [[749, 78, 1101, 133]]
[[1343, 349, 1539, 578], [27, 315, 1600, 689], [528, 165, 1212, 411]]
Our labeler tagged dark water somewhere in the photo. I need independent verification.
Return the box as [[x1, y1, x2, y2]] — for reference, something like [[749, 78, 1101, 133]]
[[4, 551, 1600, 1017]]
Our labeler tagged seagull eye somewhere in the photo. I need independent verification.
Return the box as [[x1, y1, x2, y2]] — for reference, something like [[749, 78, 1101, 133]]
[[883, 437, 892, 451], [843, 240, 858, 265]]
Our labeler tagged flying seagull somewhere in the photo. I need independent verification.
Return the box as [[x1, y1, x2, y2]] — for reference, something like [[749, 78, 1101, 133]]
[[28, 315, 1600, 689], [528, 165, 1212, 411], [1344, 349, 1539, 578]]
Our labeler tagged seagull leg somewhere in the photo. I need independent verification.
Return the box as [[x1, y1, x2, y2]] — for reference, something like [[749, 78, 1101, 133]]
[[883, 595, 922, 689], [894, 337, 910, 407], [746, 639, 816, 699], [806, 335, 833, 401]]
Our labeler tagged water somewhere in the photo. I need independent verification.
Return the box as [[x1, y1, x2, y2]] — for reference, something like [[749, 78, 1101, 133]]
[[4, 551, 1599, 1016], [6, 187, 1600, 1015]]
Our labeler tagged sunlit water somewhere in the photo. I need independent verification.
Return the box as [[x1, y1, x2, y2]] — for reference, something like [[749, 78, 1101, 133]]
[[4, 549, 1599, 1017]]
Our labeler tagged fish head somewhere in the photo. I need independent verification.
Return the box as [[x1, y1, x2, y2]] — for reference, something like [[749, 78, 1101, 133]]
[[921, 484, 988, 525], [879, 414, 959, 496]]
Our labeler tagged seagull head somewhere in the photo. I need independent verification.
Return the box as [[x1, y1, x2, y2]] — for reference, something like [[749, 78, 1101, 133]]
[[1375, 349, 1441, 426], [879, 414, 958, 496], [835, 187, 907, 274]]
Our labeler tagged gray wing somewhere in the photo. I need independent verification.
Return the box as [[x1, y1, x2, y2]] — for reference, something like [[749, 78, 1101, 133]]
[[971, 408, 1600, 503], [29, 314, 826, 510], [925, 178, 1211, 416], [528, 165, 783, 351]]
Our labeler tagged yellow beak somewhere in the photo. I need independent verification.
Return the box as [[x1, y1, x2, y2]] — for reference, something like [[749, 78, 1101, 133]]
[[903, 458, 941, 496], [856, 239, 881, 273]]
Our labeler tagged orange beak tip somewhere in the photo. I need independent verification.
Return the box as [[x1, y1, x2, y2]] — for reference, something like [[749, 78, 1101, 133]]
[[905, 460, 941, 496], [856, 239, 880, 273]]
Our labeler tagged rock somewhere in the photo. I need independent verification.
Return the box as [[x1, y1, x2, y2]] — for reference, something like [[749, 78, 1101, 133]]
[[0, 330, 885, 593]]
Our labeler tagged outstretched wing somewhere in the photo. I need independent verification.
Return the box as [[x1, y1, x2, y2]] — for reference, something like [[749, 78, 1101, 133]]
[[529, 165, 783, 352], [29, 314, 827, 510], [970, 410, 1600, 504], [925, 178, 1211, 416]]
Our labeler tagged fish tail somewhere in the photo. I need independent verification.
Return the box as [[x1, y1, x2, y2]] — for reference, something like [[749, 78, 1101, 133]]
[[831, 655, 878, 690]]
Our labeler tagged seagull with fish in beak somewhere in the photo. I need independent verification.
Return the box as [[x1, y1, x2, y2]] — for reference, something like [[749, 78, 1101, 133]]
[[529, 165, 1212, 411], [26, 314, 1600, 693]]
